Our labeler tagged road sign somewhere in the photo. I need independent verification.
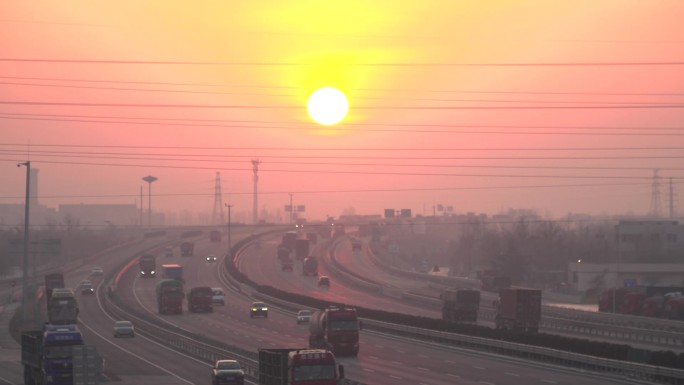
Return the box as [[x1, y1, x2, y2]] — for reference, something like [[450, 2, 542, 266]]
[[624, 278, 637, 288]]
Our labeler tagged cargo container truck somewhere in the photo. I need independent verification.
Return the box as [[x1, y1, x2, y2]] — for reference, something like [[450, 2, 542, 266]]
[[44, 273, 65, 301], [282, 231, 297, 251], [441, 289, 480, 322], [495, 288, 541, 332], [294, 239, 310, 260], [48, 288, 79, 325], [162, 263, 184, 282], [156, 279, 184, 314], [22, 324, 100, 385], [258, 348, 344, 385]]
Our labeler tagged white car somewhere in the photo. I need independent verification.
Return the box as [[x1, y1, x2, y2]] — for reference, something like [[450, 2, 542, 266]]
[[296, 310, 312, 324], [91, 266, 104, 276], [212, 288, 225, 305], [113, 320, 135, 338]]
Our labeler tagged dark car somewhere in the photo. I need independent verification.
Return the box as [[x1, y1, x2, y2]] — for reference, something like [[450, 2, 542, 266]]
[[81, 281, 95, 295], [212, 359, 244, 385], [206, 254, 217, 263], [250, 301, 268, 318]]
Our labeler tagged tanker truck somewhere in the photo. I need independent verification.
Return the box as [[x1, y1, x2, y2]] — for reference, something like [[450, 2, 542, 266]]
[[309, 306, 360, 356]]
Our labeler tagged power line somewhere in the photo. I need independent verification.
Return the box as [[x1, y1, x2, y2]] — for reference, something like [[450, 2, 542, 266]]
[[1, 157, 682, 180], [4, 75, 684, 97], [0, 181, 661, 201], [4, 57, 684, 66], [2, 112, 684, 132], [2, 100, 684, 110]]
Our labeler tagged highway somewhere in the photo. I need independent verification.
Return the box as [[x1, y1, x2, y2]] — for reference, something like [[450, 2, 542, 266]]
[[5, 229, 668, 384]]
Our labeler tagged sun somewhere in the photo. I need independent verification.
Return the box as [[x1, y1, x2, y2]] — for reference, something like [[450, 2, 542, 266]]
[[307, 87, 349, 126]]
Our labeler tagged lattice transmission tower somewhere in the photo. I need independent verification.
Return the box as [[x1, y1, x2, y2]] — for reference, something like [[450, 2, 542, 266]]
[[649, 169, 662, 218], [211, 172, 225, 225]]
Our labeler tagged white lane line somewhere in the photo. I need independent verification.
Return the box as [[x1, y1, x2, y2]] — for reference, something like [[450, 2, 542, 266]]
[[417, 367, 429, 372], [541, 380, 557, 384], [473, 366, 485, 370], [83, 282, 198, 384], [505, 372, 520, 377], [0, 375, 18, 385], [447, 373, 461, 378], [390, 375, 403, 380], [479, 382, 495, 385]]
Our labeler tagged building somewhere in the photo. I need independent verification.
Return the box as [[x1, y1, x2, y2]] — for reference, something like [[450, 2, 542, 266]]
[[615, 220, 684, 262]]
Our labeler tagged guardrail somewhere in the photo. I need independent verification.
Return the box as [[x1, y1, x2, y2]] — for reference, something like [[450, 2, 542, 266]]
[[106, 230, 684, 385], [103, 230, 367, 385]]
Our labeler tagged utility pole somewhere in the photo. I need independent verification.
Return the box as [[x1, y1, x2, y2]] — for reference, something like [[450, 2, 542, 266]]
[[139, 186, 143, 227], [289, 193, 293, 224], [18, 161, 30, 321], [252, 159, 261, 224]]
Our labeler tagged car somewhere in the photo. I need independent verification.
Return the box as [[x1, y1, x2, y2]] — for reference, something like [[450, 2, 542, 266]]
[[211, 359, 244, 385], [113, 320, 135, 338], [212, 288, 225, 305], [250, 301, 268, 318], [81, 281, 94, 295], [91, 266, 103, 276], [296, 309, 312, 324], [317, 276, 330, 287], [206, 254, 217, 263]]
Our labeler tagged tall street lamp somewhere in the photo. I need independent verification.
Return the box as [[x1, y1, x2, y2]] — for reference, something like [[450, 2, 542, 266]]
[[18, 161, 30, 321], [142, 175, 158, 228]]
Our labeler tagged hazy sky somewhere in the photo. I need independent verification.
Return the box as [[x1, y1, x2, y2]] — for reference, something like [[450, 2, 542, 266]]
[[1, 1, 683, 222]]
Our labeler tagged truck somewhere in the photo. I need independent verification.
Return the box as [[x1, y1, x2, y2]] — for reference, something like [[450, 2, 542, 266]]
[[44, 273, 65, 301], [294, 239, 310, 260], [281, 256, 293, 272], [277, 244, 291, 260], [351, 238, 362, 252], [302, 256, 318, 276], [210, 230, 222, 243], [309, 306, 360, 356], [480, 270, 512, 293], [187, 286, 213, 313], [48, 288, 79, 325], [282, 231, 298, 251], [139, 254, 156, 277], [162, 263, 184, 283], [441, 289, 480, 322], [22, 324, 100, 385], [258, 348, 344, 385], [180, 241, 194, 257], [495, 288, 542, 332], [156, 279, 184, 314]]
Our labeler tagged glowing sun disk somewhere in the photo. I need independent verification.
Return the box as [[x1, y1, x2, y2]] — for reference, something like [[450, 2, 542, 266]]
[[307, 87, 348, 126]]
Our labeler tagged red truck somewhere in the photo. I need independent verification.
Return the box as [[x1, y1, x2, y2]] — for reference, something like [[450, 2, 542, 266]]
[[139, 254, 156, 277], [44, 273, 65, 301], [495, 288, 541, 332], [156, 279, 184, 314], [258, 348, 344, 385], [309, 306, 361, 356], [441, 289, 480, 322], [180, 242, 194, 258], [187, 286, 213, 313]]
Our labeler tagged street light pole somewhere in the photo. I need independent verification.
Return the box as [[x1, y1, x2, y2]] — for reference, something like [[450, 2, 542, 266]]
[[18, 161, 30, 321], [142, 175, 158, 228], [225, 204, 232, 258]]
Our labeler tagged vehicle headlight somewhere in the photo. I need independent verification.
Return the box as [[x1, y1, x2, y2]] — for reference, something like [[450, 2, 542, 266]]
[[151, 271, 155, 274], [141, 271, 145, 274], [262, 308, 268, 311], [251, 308, 257, 311]]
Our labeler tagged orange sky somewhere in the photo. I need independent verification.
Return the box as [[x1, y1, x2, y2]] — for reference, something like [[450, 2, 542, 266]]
[[1, 1, 683, 223]]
